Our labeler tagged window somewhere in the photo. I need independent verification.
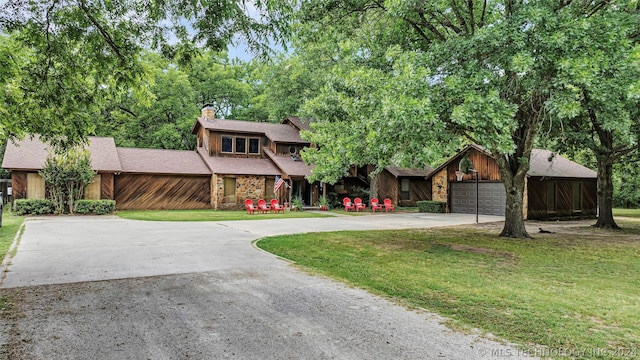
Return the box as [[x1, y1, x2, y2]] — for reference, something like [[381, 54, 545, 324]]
[[400, 179, 410, 201], [546, 182, 556, 213], [249, 138, 260, 154], [221, 136, 233, 153], [572, 182, 582, 212], [235, 137, 246, 153], [223, 177, 236, 203]]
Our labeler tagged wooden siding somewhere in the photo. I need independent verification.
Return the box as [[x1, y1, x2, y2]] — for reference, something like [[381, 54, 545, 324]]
[[84, 174, 101, 200], [27, 173, 45, 199], [114, 174, 211, 210], [527, 178, 597, 219], [11, 172, 27, 200], [376, 170, 431, 206], [101, 173, 115, 200], [447, 149, 501, 182], [404, 178, 432, 206], [376, 170, 398, 204], [275, 143, 304, 156]]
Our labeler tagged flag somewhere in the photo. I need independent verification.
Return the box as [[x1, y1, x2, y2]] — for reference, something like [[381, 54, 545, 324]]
[[274, 175, 285, 194]]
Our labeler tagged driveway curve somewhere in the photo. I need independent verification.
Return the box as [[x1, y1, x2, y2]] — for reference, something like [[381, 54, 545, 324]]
[[0, 213, 534, 359]]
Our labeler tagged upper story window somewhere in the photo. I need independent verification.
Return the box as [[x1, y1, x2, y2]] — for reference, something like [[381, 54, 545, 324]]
[[221, 136, 233, 153], [249, 138, 260, 154], [236, 137, 246, 154]]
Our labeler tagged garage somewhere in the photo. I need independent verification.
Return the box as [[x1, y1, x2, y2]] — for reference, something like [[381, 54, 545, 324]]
[[114, 174, 211, 210], [450, 182, 506, 216]]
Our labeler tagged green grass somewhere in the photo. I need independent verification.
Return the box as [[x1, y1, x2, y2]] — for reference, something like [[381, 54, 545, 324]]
[[613, 208, 640, 218], [0, 209, 25, 261], [257, 223, 640, 359], [116, 209, 334, 221]]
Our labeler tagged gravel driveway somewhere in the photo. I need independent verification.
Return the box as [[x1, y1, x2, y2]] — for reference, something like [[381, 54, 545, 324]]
[[0, 214, 533, 359]]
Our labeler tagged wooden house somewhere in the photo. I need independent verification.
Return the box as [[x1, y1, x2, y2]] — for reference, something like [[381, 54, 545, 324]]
[[429, 144, 597, 219], [378, 166, 433, 206]]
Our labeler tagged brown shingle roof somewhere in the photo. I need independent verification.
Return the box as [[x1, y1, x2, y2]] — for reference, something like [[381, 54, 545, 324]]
[[282, 116, 312, 132], [193, 117, 309, 144], [529, 149, 596, 178], [117, 148, 211, 175], [197, 148, 280, 176], [264, 148, 313, 177], [385, 165, 434, 178], [2, 135, 122, 172]]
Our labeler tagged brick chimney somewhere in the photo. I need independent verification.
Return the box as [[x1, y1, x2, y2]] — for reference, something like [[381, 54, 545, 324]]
[[201, 104, 215, 120]]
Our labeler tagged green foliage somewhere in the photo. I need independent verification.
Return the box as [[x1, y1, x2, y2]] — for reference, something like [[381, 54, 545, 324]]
[[39, 149, 95, 214], [13, 199, 54, 215], [291, 196, 303, 210], [417, 201, 445, 213], [74, 200, 116, 215]]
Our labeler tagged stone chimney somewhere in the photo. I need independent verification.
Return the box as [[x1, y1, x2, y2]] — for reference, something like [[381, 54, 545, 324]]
[[201, 104, 215, 120]]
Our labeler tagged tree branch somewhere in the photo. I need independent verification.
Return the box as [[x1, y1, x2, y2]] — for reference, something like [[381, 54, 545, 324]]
[[78, 0, 125, 62]]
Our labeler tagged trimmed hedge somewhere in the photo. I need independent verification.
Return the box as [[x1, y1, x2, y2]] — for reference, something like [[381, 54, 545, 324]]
[[417, 200, 446, 213], [74, 200, 116, 215], [13, 199, 55, 215]]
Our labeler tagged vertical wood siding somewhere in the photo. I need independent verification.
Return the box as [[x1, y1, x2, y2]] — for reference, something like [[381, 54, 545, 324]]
[[527, 178, 597, 219], [12, 172, 27, 200], [26, 173, 45, 199], [447, 149, 501, 182], [114, 174, 211, 210], [84, 174, 101, 200]]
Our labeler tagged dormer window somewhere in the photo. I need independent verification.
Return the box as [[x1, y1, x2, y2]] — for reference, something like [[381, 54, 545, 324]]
[[222, 136, 233, 153], [249, 138, 260, 154], [236, 137, 246, 154]]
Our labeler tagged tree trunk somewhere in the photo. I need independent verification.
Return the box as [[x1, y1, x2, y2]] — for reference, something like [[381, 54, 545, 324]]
[[593, 154, 619, 229], [498, 163, 531, 238], [369, 172, 380, 200]]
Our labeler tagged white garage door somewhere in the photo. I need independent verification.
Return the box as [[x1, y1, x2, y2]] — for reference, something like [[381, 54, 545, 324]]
[[450, 182, 506, 216]]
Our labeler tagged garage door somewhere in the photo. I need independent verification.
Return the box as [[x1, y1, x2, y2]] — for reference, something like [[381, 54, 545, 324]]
[[450, 182, 506, 216], [115, 174, 211, 210]]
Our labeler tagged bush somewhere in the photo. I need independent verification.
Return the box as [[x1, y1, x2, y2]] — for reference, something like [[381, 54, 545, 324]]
[[417, 200, 446, 213], [13, 199, 55, 215], [74, 200, 116, 215]]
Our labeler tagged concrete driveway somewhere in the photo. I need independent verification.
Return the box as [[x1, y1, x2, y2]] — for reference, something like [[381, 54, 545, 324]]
[[0, 213, 534, 359]]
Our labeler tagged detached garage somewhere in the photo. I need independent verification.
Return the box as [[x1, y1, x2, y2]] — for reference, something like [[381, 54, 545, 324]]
[[429, 144, 597, 219], [115, 148, 212, 210]]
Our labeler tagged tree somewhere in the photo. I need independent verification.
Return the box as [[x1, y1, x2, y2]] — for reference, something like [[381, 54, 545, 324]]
[[545, 6, 640, 228], [0, 0, 290, 147], [285, 0, 639, 238]]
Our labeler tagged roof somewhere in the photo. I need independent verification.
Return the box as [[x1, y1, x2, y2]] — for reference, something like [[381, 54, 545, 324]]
[[117, 148, 211, 175], [428, 144, 596, 179], [197, 148, 280, 176], [264, 148, 313, 177], [385, 165, 434, 178], [529, 149, 596, 178], [192, 117, 309, 144], [282, 116, 312, 132], [2, 135, 122, 172]]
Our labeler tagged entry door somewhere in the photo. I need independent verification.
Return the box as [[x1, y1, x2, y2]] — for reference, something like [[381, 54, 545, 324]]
[[450, 182, 506, 216]]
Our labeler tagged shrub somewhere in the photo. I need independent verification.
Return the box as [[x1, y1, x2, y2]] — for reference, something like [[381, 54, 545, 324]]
[[13, 199, 55, 215], [417, 200, 446, 213], [74, 200, 116, 215]]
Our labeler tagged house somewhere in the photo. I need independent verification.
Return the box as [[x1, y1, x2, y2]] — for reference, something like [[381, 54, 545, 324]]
[[378, 166, 433, 206], [2, 106, 319, 210], [429, 144, 598, 219]]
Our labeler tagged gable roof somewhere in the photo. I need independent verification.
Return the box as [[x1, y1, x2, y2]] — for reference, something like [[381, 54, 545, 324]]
[[117, 148, 211, 175], [282, 116, 313, 132], [263, 147, 313, 177], [197, 147, 280, 176], [192, 117, 309, 144], [385, 165, 434, 178], [2, 135, 122, 172], [428, 144, 596, 179]]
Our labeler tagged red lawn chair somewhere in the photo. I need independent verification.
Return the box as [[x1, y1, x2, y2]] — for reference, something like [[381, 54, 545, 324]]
[[354, 197, 366, 212], [257, 199, 271, 214], [383, 198, 395, 212], [343, 197, 355, 212], [245, 199, 258, 214], [270, 199, 285, 213], [370, 198, 383, 212]]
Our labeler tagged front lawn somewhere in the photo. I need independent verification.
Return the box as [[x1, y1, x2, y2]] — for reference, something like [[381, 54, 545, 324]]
[[116, 209, 334, 221], [257, 222, 640, 359], [613, 208, 640, 218], [0, 210, 25, 261]]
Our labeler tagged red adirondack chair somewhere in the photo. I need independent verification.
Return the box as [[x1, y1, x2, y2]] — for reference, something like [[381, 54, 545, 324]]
[[343, 197, 355, 212], [245, 199, 258, 214], [383, 198, 395, 212], [370, 198, 383, 212], [354, 197, 366, 212], [270, 199, 285, 213], [257, 199, 271, 214]]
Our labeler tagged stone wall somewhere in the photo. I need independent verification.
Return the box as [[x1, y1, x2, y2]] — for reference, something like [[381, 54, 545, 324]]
[[431, 169, 448, 211], [213, 175, 266, 210]]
